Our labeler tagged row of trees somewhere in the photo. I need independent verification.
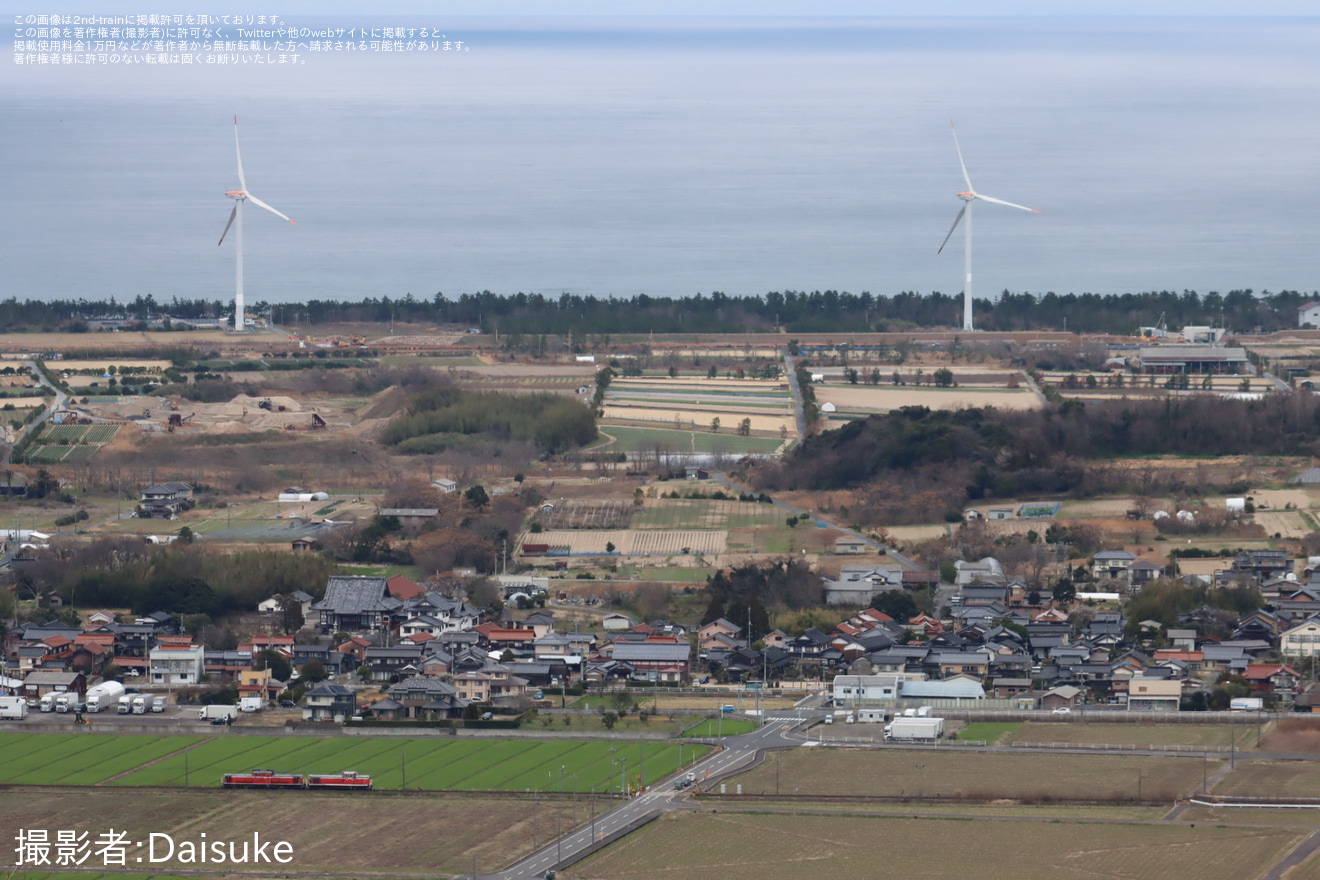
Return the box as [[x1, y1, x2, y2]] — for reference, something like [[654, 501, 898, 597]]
[[2, 288, 1315, 335], [755, 394, 1320, 523], [18, 540, 337, 617]]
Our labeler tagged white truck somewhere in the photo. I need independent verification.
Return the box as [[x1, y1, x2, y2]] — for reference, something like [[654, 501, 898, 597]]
[[1230, 697, 1264, 712], [152, 696, 167, 713], [239, 696, 263, 713], [38, 693, 57, 713], [117, 695, 134, 714], [131, 695, 149, 715], [0, 695, 28, 719], [883, 716, 945, 742], [54, 693, 83, 713], [85, 681, 126, 713], [199, 704, 239, 723]]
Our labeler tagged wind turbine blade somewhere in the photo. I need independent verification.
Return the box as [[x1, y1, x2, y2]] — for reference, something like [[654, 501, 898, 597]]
[[974, 193, 1040, 214], [245, 193, 295, 224], [950, 120, 973, 191], [218, 205, 237, 246], [937, 205, 966, 254], [233, 115, 247, 192]]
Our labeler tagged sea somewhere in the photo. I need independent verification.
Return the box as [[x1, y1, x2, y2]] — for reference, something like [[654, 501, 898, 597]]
[[1, 15, 1318, 307]]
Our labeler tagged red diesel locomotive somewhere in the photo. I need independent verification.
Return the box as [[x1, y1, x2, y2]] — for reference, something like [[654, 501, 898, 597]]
[[221, 769, 372, 791]]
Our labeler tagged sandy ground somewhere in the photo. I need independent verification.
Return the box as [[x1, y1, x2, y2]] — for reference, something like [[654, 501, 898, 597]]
[[0, 330, 246, 353], [1175, 557, 1234, 576], [818, 385, 1041, 412], [885, 524, 952, 541], [54, 359, 172, 371], [1253, 488, 1317, 509], [75, 392, 370, 437]]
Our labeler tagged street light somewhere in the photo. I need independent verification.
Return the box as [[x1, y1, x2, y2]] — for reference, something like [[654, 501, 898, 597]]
[[612, 757, 628, 796]]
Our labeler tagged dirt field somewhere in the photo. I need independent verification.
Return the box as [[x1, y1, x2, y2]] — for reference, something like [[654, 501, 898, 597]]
[[1004, 722, 1254, 749], [613, 377, 788, 390], [575, 811, 1305, 880], [601, 406, 792, 433], [1260, 719, 1320, 755], [1213, 759, 1320, 798], [526, 528, 727, 556], [732, 749, 1205, 802], [0, 787, 585, 876], [1254, 510, 1311, 538], [54, 359, 173, 371], [0, 330, 244, 353], [457, 364, 597, 379], [1254, 488, 1319, 509], [883, 523, 951, 541], [816, 385, 1042, 412]]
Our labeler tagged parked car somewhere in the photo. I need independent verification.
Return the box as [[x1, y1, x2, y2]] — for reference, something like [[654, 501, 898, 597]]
[[279, 699, 296, 709], [1051, 706, 1072, 715]]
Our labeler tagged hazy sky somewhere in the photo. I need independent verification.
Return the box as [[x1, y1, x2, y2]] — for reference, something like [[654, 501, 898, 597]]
[[21, 1, 1320, 15]]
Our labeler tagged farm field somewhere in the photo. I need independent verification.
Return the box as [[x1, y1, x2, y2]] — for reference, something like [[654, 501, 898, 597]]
[[731, 748, 1211, 801], [634, 497, 785, 530], [680, 718, 758, 737], [954, 722, 1020, 744], [1211, 759, 1320, 798], [574, 694, 801, 712], [1255, 509, 1311, 538], [11, 874, 207, 880], [0, 733, 706, 794], [525, 528, 727, 556], [49, 359, 172, 372], [1003, 722, 1257, 749], [93, 496, 378, 542], [574, 811, 1305, 880], [627, 566, 713, 583], [592, 425, 784, 454], [602, 405, 792, 434], [0, 787, 588, 877], [815, 384, 1041, 414]]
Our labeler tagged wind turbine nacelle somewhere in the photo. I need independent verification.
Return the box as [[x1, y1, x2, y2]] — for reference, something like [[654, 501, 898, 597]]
[[224, 190, 246, 200]]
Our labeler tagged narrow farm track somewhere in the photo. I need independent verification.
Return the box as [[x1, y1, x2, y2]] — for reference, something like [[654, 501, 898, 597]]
[[98, 738, 213, 785]]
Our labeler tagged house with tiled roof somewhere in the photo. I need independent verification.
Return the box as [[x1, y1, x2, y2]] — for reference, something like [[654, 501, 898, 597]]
[[610, 642, 690, 682], [303, 683, 356, 721], [312, 576, 396, 633], [386, 676, 468, 719], [1244, 664, 1302, 702]]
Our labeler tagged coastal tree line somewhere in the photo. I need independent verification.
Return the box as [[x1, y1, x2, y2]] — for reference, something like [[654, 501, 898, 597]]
[[2, 288, 1315, 336]]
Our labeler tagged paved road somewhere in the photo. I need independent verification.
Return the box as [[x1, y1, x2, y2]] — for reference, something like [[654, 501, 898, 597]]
[[782, 350, 807, 440], [489, 714, 810, 880]]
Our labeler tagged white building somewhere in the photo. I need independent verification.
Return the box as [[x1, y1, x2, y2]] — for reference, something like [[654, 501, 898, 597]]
[[1281, 617, 1320, 658], [832, 673, 925, 704], [148, 643, 206, 686]]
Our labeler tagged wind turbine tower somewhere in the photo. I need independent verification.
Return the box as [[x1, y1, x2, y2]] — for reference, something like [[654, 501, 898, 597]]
[[218, 116, 295, 332], [937, 121, 1038, 332]]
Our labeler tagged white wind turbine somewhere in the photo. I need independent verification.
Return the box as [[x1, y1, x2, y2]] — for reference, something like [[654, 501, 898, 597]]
[[218, 116, 295, 332], [937, 121, 1038, 332]]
